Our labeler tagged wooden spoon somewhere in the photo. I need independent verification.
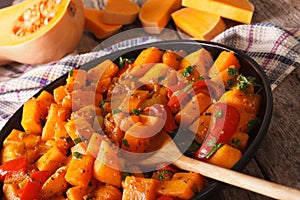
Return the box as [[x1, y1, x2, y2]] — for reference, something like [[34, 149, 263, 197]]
[[138, 132, 300, 200]]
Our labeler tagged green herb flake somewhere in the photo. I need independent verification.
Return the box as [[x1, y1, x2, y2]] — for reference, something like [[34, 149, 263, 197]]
[[72, 152, 82, 159], [69, 70, 74, 77], [228, 67, 238, 76], [122, 172, 132, 180], [215, 109, 223, 119], [182, 65, 194, 77], [99, 100, 111, 109], [236, 75, 256, 93], [158, 170, 169, 180], [122, 138, 130, 148], [39, 118, 46, 126], [205, 143, 223, 159], [74, 137, 82, 144], [132, 109, 142, 116], [112, 108, 122, 114], [248, 117, 259, 134], [119, 57, 134, 69]]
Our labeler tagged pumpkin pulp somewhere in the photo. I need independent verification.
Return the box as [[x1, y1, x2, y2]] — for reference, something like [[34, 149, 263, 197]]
[[0, 0, 85, 64]]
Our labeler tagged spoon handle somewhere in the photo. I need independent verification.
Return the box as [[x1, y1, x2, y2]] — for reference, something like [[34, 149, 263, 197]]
[[175, 155, 300, 200]]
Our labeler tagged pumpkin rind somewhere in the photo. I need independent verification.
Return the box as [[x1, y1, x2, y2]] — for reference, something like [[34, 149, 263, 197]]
[[0, 0, 85, 65]]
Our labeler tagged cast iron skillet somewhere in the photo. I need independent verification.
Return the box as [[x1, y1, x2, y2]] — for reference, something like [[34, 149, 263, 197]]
[[0, 40, 273, 199]]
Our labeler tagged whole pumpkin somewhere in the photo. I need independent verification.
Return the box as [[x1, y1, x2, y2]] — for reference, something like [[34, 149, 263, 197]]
[[0, 0, 85, 65]]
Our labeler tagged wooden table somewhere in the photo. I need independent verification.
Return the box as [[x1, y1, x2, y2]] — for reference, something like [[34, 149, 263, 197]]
[[79, 1, 300, 199], [1, 0, 299, 199]]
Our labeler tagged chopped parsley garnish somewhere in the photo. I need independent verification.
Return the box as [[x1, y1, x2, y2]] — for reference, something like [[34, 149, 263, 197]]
[[132, 109, 142, 116], [248, 117, 259, 134], [74, 137, 82, 144], [99, 100, 111, 109], [228, 67, 238, 76], [72, 152, 82, 159], [236, 75, 256, 93], [119, 57, 134, 69], [39, 118, 45, 126], [182, 65, 194, 77], [122, 172, 132, 180], [122, 138, 130, 147], [69, 70, 73, 77], [215, 109, 223, 119], [112, 108, 122, 114], [206, 142, 223, 159]]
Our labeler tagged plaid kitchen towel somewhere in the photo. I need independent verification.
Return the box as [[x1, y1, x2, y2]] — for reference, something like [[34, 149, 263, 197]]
[[0, 23, 300, 130]]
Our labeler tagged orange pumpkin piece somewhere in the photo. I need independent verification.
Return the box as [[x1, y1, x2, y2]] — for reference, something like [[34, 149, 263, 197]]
[[175, 93, 212, 126], [207, 144, 242, 168], [133, 47, 164, 67], [4, 129, 41, 149], [87, 59, 119, 83], [182, 0, 254, 24], [36, 145, 67, 174], [228, 131, 249, 151], [65, 144, 95, 187], [178, 48, 213, 74], [66, 186, 88, 200], [208, 51, 241, 78], [93, 140, 122, 188], [102, 0, 140, 25], [162, 50, 183, 70], [210, 65, 240, 88], [91, 185, 122, 200], [0, 0, 85, 65], [171, 7, 226, 41], [122, 176, 161, 200], [42, 103, 71, 141], [84, 8, 122, 39], [219, 89, 262, 115], [139, 0, 181, 34], [158, 172, 206, 199], [21, 97, 43, 135], [37, 90, 55, 119]]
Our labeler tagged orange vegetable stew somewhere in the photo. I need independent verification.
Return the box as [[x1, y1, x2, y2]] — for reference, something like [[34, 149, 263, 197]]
[[0, 47, 262, 200]]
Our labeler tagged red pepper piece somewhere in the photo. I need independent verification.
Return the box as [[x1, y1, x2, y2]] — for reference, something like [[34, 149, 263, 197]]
[[0, 157, 27, 182], [20, 170, 51, 200], [195, 103, 240, 160]]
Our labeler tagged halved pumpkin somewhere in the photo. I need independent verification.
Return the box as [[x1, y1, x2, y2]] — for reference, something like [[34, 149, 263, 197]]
[[0, 0, 85, 65]]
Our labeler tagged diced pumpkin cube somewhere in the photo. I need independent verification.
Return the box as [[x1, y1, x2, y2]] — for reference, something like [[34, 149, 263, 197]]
[[21, 98, 43, 135], [93, 141, 122, 188], [207, 144, 242, 168], [121, 122, 151, 153], [121, 89, 150, 112], [122, 176, 161, 200], [189, 106, 212, 143], [41, 166, 68, 199], [53, 85, 67, 105], [208, 51, 240, 78], [66, 69, 87, 92], [87, 59, 119, 83], [228, 131, 249, 151], [42, 103, 71, 141], [36, 90, 54, 119], [92, 185, 122, 200], [219, 89, 262, 115], [66, 186, 88, 200], [175, 93, 212, 126], [178, 48, 213, 75], [65, 144, 95, 187], [36, 145, 67, 174], [158, 172, 206, 199], [133, 47, 164, 67], [3, 129, 40, 149]]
